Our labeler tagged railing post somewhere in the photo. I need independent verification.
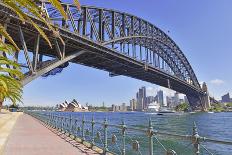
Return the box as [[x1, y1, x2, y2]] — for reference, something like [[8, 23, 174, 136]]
[[82, 115, 85, 141], [122, 119, 126, 155], [103, 118, 108, 155], [61, 116, 64, 131], [148, 118, 154, 155], [91, 115, 95, 146], [192, 122, 200, 155], [70, 114, 72, 134]]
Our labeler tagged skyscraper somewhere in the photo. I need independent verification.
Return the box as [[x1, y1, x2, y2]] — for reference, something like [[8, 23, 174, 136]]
[[222, 93, 230, 103], [174, 92, 180, 106], [136, 87, 146, 110], [157, 90, 164, 106], [130, 99, 137, 111], [184, 96, 189, 104]]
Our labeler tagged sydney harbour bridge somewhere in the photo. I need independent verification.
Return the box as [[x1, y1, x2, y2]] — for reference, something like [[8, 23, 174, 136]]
[[0, 1, 212, 110]]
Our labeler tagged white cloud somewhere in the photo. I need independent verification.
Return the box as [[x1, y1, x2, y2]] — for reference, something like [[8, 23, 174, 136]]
[[210, 79, 225, 85], [146, 86, 157, 96]]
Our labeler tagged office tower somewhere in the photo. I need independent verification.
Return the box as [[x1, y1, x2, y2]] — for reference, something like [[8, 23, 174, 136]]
[[130, 99, 137, 111], [174, 92, 180, 106], [222, 93, 230, 103], [136, 87, 146, 110], [184, 96, 189, 104], [157, 90, 164, 106]]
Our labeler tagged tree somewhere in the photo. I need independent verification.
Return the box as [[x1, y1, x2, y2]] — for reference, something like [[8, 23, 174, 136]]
[[0, 0, 81, 111], [175, 103, 189, 112]]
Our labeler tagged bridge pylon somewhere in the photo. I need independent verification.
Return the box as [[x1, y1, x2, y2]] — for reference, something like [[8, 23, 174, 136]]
[[187, 82, 211, 111]]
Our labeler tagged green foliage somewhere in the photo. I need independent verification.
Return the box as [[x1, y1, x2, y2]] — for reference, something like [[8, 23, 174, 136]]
[[175, 103, 189, 112], [0, 44, 23, 104], [209, 103, 224, 112], [88, 106, 109, 112], [9, 104, 19, 109], [226, 102, 232, 107]]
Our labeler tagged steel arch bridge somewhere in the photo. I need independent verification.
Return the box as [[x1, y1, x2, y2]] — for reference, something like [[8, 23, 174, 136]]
[[0, 2, 209, 109]]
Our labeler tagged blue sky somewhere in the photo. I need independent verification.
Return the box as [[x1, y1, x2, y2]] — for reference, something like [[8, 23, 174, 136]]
[[20, 0, 232, 106]]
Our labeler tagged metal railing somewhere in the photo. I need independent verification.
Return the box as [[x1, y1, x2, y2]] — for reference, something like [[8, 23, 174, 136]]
[[25, 111, 232, 155]]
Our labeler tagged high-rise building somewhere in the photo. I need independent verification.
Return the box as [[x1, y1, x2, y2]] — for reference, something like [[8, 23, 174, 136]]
[[184, 96, 189, 104], [166, 96, 172, 108], [146, 96, 155, 106], [157, 90, 164, 106], [174, 92, 180, 106], [112, 104, 116, 111], [130, 99, 137, 111], [136, 87, 146, 110], [222, 93, 230, 103], [121, 103, 127, 111]]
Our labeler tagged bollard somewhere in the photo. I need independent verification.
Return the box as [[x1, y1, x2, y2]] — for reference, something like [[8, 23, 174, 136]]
[[91, 115, 95, 146], [122, 119, 126, 155], [192, 122, 200, 155], [148, 118, 154, 155], [82, 115, 85, 141], [103, 118, 108, 155]]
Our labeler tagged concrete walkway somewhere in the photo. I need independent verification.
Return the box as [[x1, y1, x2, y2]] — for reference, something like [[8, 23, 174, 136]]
[[3, 114, 99, 155], [0, 111, 22, 154]]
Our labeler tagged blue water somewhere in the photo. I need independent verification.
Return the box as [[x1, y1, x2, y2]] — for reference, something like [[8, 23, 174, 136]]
[[52, 111, 232, 155]]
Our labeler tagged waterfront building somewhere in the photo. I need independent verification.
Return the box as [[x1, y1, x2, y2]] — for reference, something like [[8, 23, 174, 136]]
[[174, 92, 180, 106], [130, 99, 137, 111], [146, 96, 155, 107], [166, 96, 172, 108], [184, 96, 189, 104], [121, 103, 127, 111], [65, 99, 88, 112], [112, 103, 127, 112], [136, 87, 146, 111], [58, 100, 68, 111], [221, 93, 231, 103], [112, 104, 116, 111], [157, 90, 164, 106]]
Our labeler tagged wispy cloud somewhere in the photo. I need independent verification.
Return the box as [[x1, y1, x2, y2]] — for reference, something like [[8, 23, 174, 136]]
[[146, 86, 157, 96], [210, 79, 225, 85]]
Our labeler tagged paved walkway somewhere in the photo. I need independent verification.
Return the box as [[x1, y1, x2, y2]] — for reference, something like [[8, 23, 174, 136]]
[[0, 111, 22, 154], [3, 114, 99, 155]]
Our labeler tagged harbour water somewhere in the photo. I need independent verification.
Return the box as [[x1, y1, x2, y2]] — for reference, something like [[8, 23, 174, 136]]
[[54, 111, 232, 155]]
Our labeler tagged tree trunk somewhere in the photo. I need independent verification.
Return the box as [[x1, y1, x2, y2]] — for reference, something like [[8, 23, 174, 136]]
[[0, 100, 3, 112]]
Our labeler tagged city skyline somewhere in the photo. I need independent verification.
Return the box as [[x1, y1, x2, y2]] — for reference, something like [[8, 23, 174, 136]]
[[11, 0, 232, 107]]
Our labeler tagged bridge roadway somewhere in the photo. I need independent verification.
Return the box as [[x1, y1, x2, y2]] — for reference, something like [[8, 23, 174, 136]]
[[3, 114, 99, 155], [0, 2, 207, 109]]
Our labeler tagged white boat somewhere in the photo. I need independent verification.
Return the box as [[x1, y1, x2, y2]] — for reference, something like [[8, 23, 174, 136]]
[[147, 101, 160, 112], [189, 111, 196, 114], [207, 111, 214, 114], [158, 107, 175, 115]]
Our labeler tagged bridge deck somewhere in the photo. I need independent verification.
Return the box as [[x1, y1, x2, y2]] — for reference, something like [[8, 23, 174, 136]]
[[3, 114, 98, 155]]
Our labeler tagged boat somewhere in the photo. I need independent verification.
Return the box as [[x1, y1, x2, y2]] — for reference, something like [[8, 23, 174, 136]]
[[157, 107, 175, 115], [189, 111, 196, 114], [146, 101, 160, 113], [207, 111, 214, 114]]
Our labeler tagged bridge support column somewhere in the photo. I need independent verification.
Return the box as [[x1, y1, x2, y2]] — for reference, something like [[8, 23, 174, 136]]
[[187, 94, 211, 111], [187, 82, 211, 111]]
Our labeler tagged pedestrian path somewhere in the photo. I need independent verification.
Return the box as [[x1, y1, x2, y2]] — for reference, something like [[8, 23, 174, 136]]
[[3, 114, 99, 155], [0, 111, 22, 154]]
